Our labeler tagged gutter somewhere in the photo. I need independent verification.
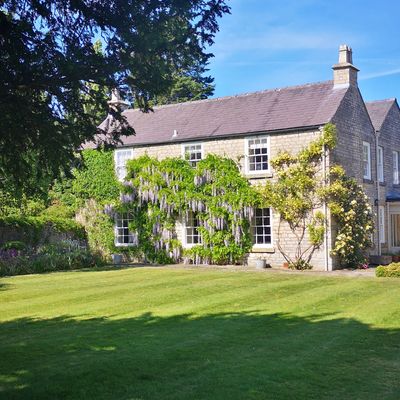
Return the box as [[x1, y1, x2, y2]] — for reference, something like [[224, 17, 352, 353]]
[[376, 130, 381, 255], [321, 127, 330, 271], [115, 124, 324, 149]]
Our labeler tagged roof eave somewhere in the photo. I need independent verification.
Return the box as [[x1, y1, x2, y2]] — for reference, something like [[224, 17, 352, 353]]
[[116, 123, 326, 148]]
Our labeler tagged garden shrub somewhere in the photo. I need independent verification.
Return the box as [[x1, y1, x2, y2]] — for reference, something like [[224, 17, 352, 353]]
[[40, 202, 75, 219], [288, 259, 313, 270], [376, 263, 400, 278], [1, 241, 26, 251], [76, 199, 115, 259], [0, 215, 86, 246], [0, 240, 104, 277], [325, 166, 374, 268]]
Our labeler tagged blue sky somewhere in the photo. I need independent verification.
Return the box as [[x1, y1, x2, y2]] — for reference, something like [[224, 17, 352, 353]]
[[207, 0, 400, 102]]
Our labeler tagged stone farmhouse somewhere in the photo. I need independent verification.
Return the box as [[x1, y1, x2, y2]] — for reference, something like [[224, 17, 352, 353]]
[[97, 45, 400, 270]]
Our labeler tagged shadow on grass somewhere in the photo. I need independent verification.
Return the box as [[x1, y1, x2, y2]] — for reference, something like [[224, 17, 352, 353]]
[[0, 312, 399, 400], [0, 282, 11, 291]]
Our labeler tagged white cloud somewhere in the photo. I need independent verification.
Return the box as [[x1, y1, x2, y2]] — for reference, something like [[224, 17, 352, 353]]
[[210, 26, 361, 65], [360, 68, 400, 81]]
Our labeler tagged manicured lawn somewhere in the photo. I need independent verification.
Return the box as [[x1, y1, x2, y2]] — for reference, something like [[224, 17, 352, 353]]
[[0, 267, 399, 399]]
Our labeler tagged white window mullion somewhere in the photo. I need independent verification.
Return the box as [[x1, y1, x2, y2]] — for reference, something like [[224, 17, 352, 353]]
[[393, 151, 399, 185], [245, 136, 270, 174], [363, 141, 371, 180], [115, 212, 135, 246], [182, 143, 203, 167], [252, 208, 272, 247], [378, 146, 384, 183], [379, 206, 385, 244], [184, 212, 201, 247]]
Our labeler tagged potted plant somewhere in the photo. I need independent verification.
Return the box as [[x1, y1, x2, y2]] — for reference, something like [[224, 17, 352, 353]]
[[254, 257, 266, 269], [111, 253, 123, 265]]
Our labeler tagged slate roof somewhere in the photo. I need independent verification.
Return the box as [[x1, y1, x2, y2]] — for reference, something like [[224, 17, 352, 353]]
[[365, 99, 396, 131], [94, 80, 348, 147]]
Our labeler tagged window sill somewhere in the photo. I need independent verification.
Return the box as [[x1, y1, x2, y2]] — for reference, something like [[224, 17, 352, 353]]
[[252, 246, 275, 253], [363, 178, 374, 184], [182, 243, 202, 249], [246, 172, 273, 179]]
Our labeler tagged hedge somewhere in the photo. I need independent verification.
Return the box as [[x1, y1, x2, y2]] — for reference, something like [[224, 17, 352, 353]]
[[0, 215, 86, 246], [375, 263, 400, 278]]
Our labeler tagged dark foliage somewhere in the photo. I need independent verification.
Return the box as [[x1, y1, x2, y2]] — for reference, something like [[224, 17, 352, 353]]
[[0, 0, 230, 192]]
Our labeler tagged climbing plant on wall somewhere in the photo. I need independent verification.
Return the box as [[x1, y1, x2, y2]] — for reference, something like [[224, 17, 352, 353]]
[[106, 154, 261, 264], [261, 123, 374, 269], [261, 124, 337, 269], [323, 165, 374, 268]]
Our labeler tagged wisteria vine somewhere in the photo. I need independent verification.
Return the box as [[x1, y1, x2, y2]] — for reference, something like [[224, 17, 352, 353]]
[[106, 154, 261, 264]]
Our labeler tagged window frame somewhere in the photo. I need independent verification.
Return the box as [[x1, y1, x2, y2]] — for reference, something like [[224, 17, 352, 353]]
[[244, 135, 270, 175], [182, 212, 202, 248], [362, 141, 371, 180], [393, 151, 399, 185], [377, 146, 384, 183], [251, 208, 273, 248], [114, 212, 135, 247], [379, 206, 385, 244], [181, 142, 204, 167], [114, 148, 134, 181]]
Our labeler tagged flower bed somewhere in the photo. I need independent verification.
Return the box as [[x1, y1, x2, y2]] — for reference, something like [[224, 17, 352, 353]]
[[0, 240, 104, 277]]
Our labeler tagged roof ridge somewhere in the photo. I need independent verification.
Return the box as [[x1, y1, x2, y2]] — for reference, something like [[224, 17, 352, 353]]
[[124, 80, 334, 113], [366, 98, 396, 104]]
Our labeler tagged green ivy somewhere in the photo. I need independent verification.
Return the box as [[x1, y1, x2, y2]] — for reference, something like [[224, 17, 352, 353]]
[[75, 199, 115, 258], [51, 149, 120, 209]]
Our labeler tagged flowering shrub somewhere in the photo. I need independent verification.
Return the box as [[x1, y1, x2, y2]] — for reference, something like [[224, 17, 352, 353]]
[[261, 124, 337, 269], [112, 154, 260, 265], [261, 123, 373, 270], [324, 165, 374, 268]]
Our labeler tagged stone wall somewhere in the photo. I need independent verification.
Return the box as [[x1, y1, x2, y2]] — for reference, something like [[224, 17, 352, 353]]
[[0, 223, 85, 248], [125, 128, 331, 270], [375, 102, 400, 253], [331, 85, 378, 258]]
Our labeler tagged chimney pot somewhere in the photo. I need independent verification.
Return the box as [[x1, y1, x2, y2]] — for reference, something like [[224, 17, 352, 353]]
[[338, 44, 353, 64]]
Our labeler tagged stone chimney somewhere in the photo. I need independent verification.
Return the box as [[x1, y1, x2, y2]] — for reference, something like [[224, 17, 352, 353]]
[[332, 45, 359, 87], [107, 88, 130, 111]]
